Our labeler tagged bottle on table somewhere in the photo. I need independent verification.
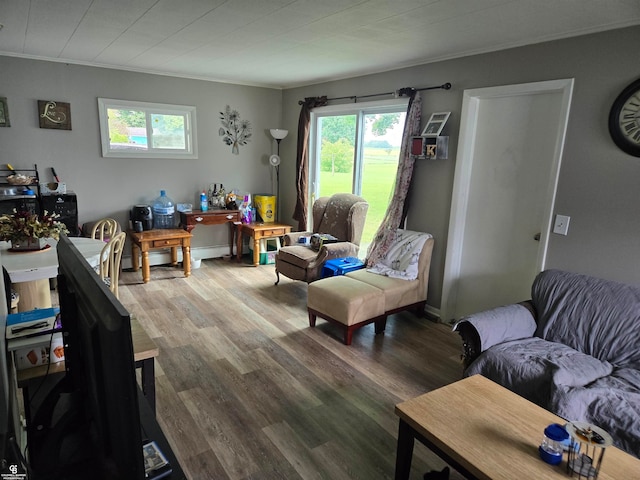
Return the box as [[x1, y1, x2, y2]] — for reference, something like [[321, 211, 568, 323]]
[[210, 184, 218, 208], [200, 190, 208, 212], [152, 190, 176, 229]]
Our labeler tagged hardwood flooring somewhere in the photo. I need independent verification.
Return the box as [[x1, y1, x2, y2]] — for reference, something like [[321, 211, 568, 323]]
[[118, 257, 465, 480]]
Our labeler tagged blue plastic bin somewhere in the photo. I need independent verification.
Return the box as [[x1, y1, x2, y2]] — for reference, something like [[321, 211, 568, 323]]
[[322, 257, 365, 278]]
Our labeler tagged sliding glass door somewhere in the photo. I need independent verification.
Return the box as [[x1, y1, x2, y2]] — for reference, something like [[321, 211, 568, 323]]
[[310, 99, 408, 254]]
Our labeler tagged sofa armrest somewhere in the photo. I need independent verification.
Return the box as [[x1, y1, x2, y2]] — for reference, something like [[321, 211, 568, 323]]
[[307, 242, 359, 270], [283, 231, 313, 246], [453, 301, 537, 368]]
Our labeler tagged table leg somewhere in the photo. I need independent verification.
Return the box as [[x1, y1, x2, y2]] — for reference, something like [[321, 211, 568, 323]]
[[137, 358, 156, 415], [170, 246, 178, 266], [236, 224, 243, 262], [395, 419, 415, 480], [14, 279, 52, 312], [228, 222, 235, 257], [142, 251, 150, 283], [182, 245, 191, 278], [131, 243, 140, 271], [253, 235, 260, 266]]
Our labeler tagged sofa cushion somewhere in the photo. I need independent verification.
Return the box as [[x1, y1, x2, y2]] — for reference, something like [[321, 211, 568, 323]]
[[345, 270, 421, 311], [464, 337, 613, 408], [550, 368, 640, 456], [307, 276, 385, 326], [276, 245, 318, 269], [532, 269, 640, 368]]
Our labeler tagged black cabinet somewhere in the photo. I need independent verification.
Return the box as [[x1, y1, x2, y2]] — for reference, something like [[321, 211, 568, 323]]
[[41, 193, 79, 236]]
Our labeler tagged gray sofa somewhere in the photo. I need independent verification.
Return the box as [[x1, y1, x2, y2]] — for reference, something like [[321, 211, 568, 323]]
[[454, 269, 640, 458]]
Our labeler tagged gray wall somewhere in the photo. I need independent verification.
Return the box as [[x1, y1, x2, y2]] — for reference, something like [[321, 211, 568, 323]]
[[0, 57, 282, 258], [281, 26, 640, 311], [1, 26, 639, 311]]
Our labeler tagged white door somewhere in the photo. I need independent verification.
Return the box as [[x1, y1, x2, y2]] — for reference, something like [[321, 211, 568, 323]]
[[442, 79, 574, 322]]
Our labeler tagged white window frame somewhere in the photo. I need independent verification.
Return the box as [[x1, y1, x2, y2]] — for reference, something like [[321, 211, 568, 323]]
[[98, 98, 198, 159], [309, 98, 409, 200]]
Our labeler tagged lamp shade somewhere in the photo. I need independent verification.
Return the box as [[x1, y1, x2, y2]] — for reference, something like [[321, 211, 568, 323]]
[[270, 129, 289, 140]]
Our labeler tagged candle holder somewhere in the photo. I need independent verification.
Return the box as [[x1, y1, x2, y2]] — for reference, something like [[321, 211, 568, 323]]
[[565, 422, 612, 479]]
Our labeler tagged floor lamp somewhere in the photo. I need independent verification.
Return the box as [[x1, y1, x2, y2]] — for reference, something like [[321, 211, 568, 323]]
[[269, 129, 288, 221]]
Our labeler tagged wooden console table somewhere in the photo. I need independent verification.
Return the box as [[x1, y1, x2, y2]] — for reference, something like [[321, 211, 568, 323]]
[[17, 318, 159, 413], [236, 222, 292, 266], [180, 209, 241, 256], [128, 229, 193, 283]]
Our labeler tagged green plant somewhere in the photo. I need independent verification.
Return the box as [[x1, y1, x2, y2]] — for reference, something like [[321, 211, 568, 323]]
[[0, 210, 69, 242]]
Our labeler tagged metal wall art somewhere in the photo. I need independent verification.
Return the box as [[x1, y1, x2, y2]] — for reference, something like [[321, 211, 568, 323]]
[[38, 100, 72, 130], [219, 105, 251, 154], [0, 97, 10, 127]]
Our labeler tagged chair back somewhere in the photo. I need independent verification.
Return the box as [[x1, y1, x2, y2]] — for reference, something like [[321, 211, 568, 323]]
[[99, 232, 126, 299], [312, 193, 369, 246], [91, 218, 119, 242]]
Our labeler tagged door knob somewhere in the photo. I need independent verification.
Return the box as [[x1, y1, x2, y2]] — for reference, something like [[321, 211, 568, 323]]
[[534, 233, 541, 241]]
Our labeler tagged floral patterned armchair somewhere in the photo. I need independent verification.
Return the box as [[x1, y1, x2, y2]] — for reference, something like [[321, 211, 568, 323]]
[[275, 193, 369, 284]]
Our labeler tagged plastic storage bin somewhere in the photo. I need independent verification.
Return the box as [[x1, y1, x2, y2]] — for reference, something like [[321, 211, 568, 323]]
[[322, 257, 365, 278], [254, 194, 276, 223], [248, 238, 280, 264]]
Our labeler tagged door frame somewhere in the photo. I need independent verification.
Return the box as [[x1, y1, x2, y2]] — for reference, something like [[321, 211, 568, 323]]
[[441, 79, 574, 322]]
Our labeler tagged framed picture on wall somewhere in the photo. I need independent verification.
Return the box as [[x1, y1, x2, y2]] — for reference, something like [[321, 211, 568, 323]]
[[38, 100, 72, 130], [0, 97, 10, 127], [421, 111, 450, 137]]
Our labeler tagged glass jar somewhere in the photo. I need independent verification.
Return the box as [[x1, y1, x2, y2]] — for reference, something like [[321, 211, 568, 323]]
[[539, 423, 569, 465]]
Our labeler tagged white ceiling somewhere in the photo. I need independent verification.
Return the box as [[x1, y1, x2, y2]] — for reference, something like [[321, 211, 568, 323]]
[[1, 0, 639, 89]]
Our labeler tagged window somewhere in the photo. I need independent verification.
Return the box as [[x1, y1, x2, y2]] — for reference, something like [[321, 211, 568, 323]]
[[310, 99, 408, 253], [98, 98, 197, 159]]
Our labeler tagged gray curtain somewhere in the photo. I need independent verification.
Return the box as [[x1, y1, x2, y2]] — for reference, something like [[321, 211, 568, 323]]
[[366, 90, 422, 266]]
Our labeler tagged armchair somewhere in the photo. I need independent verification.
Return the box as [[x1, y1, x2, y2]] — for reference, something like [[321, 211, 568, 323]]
[[275, 193, 368, 284]]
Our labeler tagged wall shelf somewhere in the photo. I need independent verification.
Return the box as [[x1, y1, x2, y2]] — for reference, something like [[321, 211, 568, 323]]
[[411, 136, 449, 160]]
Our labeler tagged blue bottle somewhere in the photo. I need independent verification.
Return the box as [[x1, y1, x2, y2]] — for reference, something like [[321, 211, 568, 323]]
[[200, 191, 208, 212]]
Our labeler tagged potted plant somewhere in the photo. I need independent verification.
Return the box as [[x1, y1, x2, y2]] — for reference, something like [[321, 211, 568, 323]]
[[0, 210, 69, 251]]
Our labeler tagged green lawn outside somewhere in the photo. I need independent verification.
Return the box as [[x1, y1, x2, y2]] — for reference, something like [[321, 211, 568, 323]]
[[319, 147, 399, 254]]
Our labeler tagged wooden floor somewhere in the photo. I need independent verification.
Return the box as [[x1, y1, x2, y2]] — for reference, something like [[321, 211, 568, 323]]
[[117, 257, 465, 480]]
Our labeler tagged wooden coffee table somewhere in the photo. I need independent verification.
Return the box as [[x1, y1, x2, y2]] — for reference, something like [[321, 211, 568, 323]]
[[394, 375, 640, 480]]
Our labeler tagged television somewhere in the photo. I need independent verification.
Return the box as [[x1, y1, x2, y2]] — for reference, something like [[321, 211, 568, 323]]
[[28, 235, 145, 479]]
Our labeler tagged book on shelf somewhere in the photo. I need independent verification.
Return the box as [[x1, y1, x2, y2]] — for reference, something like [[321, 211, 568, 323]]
[[143, 440, 172, 479]]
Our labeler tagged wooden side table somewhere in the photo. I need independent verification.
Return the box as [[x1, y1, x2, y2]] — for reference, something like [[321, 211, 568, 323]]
[[236, 222, 292, 266], [128, 228, 193, 283], [179, 209, 241, 256]]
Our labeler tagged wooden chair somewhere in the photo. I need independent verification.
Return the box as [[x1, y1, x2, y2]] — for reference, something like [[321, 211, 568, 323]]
[[99, 232, 126, 299], [90, 218, 119, 242]]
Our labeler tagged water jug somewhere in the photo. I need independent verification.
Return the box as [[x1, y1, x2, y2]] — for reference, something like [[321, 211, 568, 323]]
[[152, 190, 176, 229]]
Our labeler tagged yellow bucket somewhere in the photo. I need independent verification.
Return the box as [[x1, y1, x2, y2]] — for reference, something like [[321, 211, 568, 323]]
[[254, 195, 276, 223]]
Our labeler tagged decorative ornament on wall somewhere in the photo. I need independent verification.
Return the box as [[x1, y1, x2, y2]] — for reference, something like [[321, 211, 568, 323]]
[[38, 100, 71, 130], [0, 97, 10, 127], [219, 105, 252, 154]]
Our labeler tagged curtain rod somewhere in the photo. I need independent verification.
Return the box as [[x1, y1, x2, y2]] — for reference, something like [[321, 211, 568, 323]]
[[298, 82, 451, 105]]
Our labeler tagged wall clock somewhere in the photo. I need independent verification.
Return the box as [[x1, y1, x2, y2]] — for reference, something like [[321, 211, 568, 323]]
[[608, 78, 640, 157]]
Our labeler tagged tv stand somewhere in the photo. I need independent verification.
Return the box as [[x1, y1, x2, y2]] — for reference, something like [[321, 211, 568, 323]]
[[26, 386, 186, 479]]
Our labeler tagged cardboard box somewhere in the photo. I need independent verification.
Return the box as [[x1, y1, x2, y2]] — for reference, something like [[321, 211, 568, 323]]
[[6, 307, 59, 340], [12, 332, 65, 370], [40, 182, 67, 194]]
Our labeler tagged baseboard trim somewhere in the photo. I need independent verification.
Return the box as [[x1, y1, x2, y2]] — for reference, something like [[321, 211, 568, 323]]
[[122, 245, 235, 270]]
